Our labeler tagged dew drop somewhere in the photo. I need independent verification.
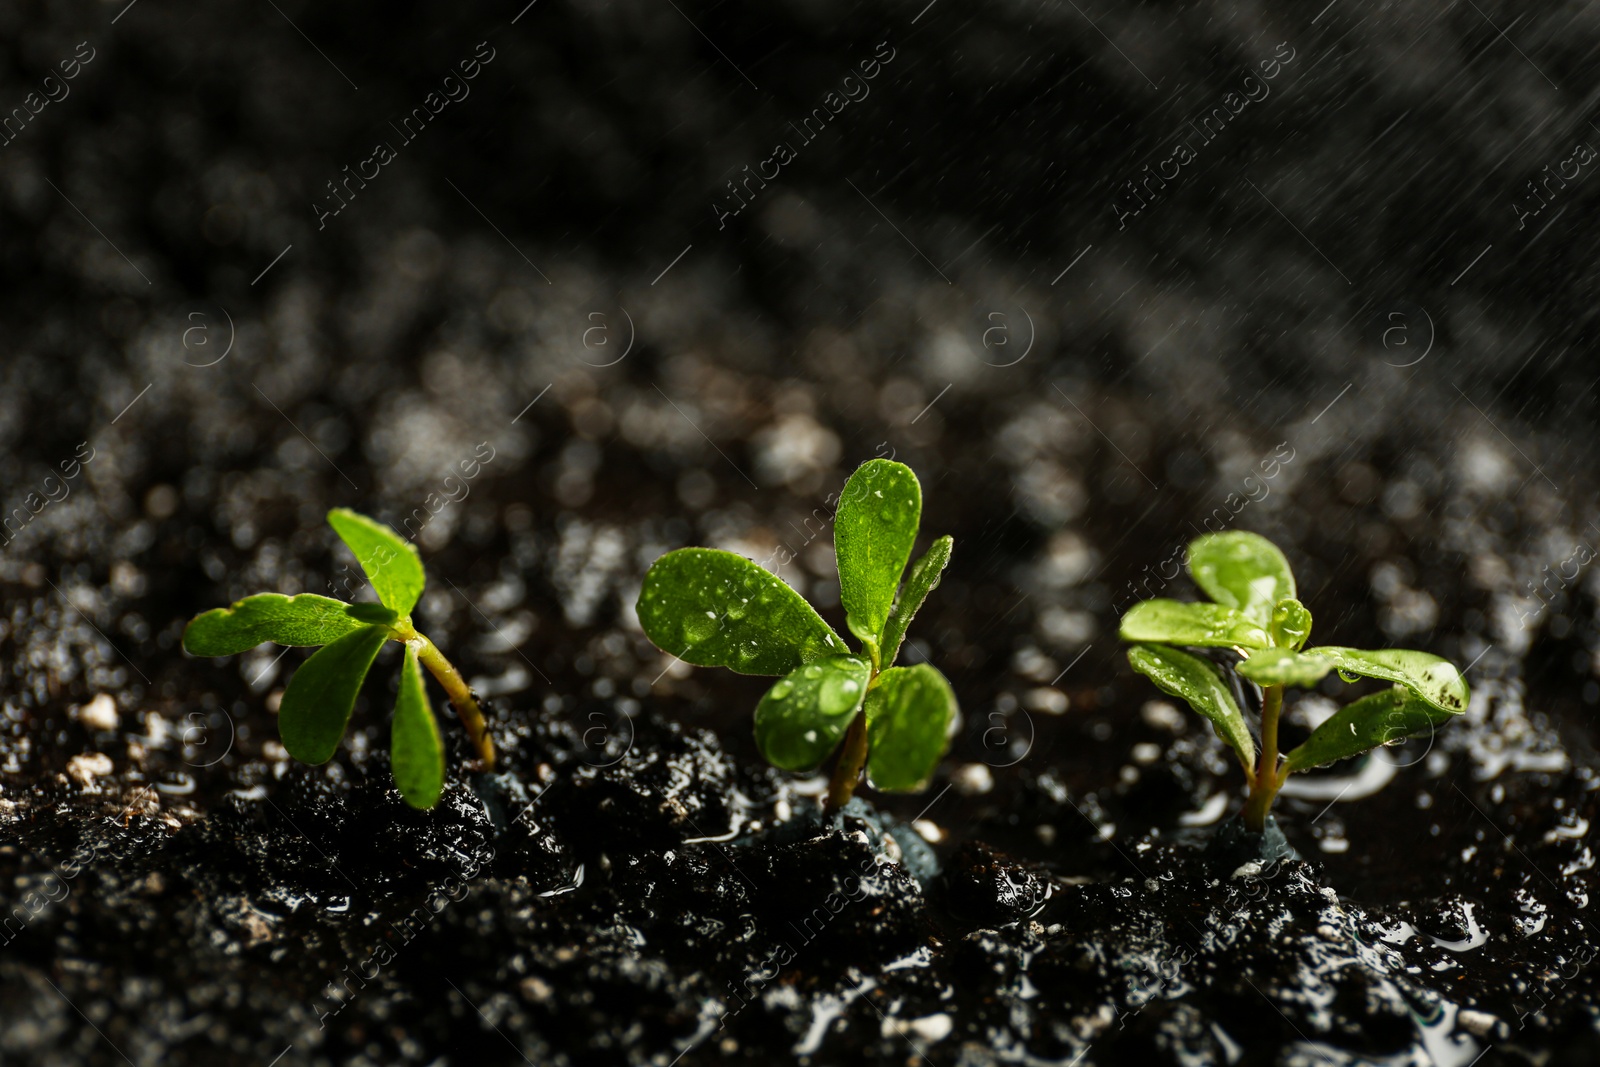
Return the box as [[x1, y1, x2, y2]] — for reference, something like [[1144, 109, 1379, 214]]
[[818, 670, 864, 715], [771, 679, 794, 699], [681, 612, 718, 645]]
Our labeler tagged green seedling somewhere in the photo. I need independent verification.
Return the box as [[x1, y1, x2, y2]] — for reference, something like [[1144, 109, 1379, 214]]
[[1118, 530, 1470, 832], [637, 459, 958, 812], [182, 508, 494, 809]]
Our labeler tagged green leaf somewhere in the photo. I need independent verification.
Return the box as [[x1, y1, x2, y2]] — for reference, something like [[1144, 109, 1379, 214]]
[[1235, 647, 1334, 688], [1118, 599, 1270, 649], [278, 625, 390, 764], [346, 603, 401, 626], [1238, 646, 1470, 714], [636, 548, 849, 676], [1126, 644, 1256, 771], [1316, 647, 1471, 714], [834, 460, 923, 651], [752, 654, 872, 771], [1187, 531, 1295, 627], [1269, 597, 1312, 650], [183, 593, 371, 657], [864, 664, 957, 792], [391, 644, 445, 809], [327, 508, 426, 616], [1284, 685, 1455, 773], [879, 535, 953, 669]]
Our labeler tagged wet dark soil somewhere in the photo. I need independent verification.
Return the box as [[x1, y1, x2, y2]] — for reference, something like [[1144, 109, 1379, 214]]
[[3, 407, 1598, 1067]]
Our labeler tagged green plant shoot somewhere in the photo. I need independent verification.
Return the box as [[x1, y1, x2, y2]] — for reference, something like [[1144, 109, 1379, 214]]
[[182, 508, 493, 809], [636, 459, 958, 812], [1118, 531, 1470, 832]]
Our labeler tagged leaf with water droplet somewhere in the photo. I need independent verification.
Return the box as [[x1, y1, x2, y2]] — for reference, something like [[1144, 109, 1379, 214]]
[[636, 548, 846, 676], [1239, 645, 1469, 714], [1236, 646, 1336, 688], [1187, 531, 1295, 628], [753, 654, 871, 771], [1126, 643, 1256, 773], [880, 535, 953, 670], [864, 663, 958, 792], [1118, 599, 1270, 649], [835, 459, 922, 651], [1269, 597, 1312, 650], [1284, 685, 1454, 772], [1302, 646, 1470, 714]]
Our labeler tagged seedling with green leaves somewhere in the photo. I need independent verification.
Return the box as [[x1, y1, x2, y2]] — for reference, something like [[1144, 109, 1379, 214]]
[[1119, 531, 1470, 832], [637, 459, 958, 812], [182, 508, 494, 809]]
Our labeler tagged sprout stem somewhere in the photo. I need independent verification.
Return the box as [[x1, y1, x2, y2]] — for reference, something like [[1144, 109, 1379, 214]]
[[1242, 684, 1284, 832], [825, 712, 869, 814], [395, 622, 496, 769]]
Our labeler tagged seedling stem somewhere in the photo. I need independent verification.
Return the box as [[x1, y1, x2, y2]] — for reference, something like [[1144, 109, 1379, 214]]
[[1242, 684, 1284, 832], [394, 620, 496, 768], [827, 714, 871, 813]]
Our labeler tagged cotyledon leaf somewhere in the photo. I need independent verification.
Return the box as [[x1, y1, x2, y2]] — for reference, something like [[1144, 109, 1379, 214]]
[[864, 664, 958, 793], [1284, 685, 1455, 772], [1187, 531, 1295, 627], [1126, 643, 1256, 772], [753, 654, 872, 771], [391, 644, 444, 809], [1238, 646, 1470, 714], [834, 459, 923, 651], [636, 548, 848, 676], [278, 624, 391, 765], [327, 508, 426, 616], [879, 535, 953, 669], [183, 593, 372, 657], [1118, 599, 1270, 649]]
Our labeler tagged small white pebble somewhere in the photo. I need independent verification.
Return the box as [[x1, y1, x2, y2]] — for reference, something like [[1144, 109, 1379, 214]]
[[912, 819, 944, 844], [879, 833, 903, 863], [1130, 742, 1162, 764], [882, 1014, 952, 1043], [76, 694, 119, 732], [1231, 860, 1264, 880], [1023, 687, 1069, 715], [952, 763, 993, 796], [66, 752, 114, 789]]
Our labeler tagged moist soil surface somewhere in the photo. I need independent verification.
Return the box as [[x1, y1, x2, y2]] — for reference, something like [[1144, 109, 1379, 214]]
[[2, 392, 1596, 1067]]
